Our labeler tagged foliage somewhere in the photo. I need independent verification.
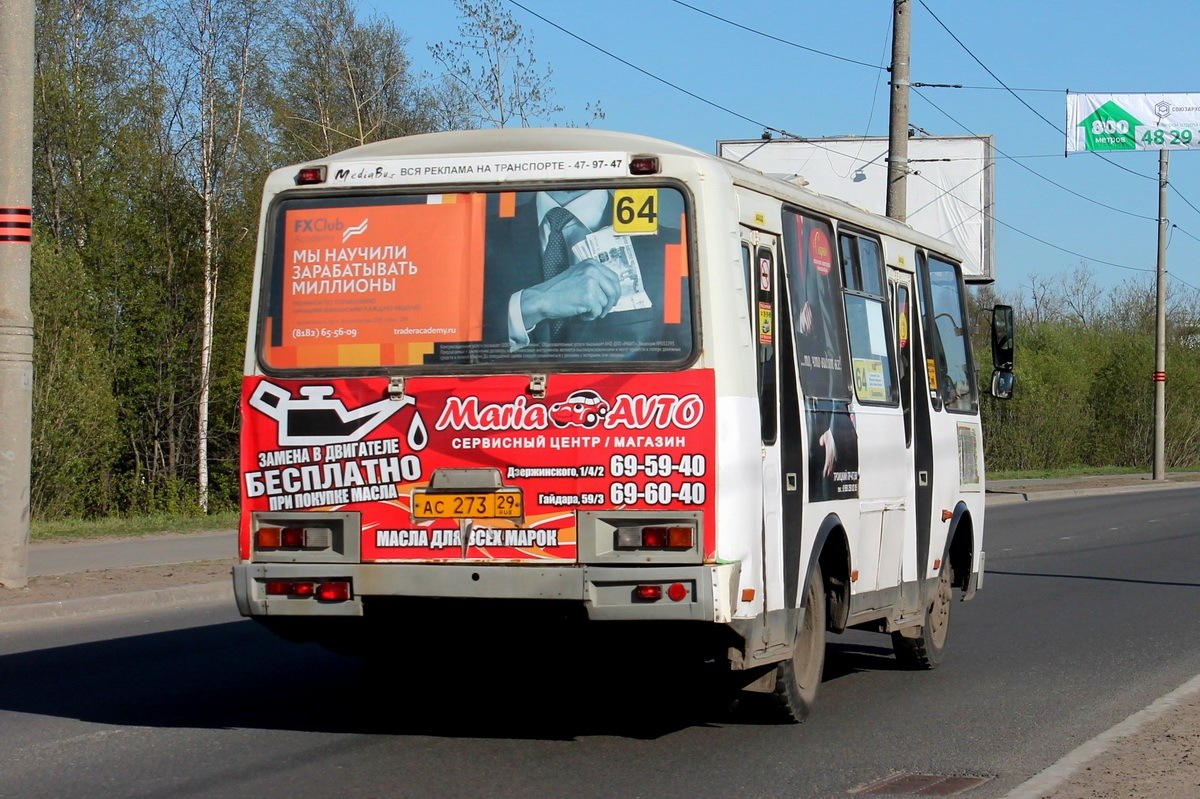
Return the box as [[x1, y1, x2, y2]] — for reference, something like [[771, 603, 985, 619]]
[[29, 232, 122, 518], [272, 0, 438, 161], [428, 0, 561, 128], [979, 269, 1200, 473], [29, 0, 583, 522]]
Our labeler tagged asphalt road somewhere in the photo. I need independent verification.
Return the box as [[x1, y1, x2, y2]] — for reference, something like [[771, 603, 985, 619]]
[[2, 489, 1199, 799]]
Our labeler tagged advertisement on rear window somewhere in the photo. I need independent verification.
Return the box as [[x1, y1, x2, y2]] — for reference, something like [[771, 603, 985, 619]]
[[264, 187, 693, 369], [240, 371, 717, 561]]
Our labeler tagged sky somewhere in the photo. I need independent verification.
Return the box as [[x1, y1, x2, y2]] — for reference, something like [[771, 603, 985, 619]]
[[367, 0, 1200, 300]]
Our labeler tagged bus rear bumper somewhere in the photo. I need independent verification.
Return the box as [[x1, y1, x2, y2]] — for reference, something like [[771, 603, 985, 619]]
[[232, 561, 740, 623]]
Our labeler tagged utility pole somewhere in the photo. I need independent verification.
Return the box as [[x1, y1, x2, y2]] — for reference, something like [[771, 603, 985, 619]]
[[886, 0, 912, 222], [1153, 149, 1169, 480], [0, 0, 36, 589]]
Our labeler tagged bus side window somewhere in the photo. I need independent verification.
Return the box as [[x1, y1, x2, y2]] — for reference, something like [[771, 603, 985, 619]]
[[840, 233, 897, 406]]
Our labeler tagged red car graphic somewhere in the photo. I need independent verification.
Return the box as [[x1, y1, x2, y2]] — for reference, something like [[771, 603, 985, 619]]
[[549, 390, 610, 428]]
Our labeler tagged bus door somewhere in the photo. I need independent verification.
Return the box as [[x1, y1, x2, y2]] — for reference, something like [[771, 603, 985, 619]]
[[839, 232, 904, 604], [913, 251, 978, 607], [742, 229, 788, 637], [890, 269, 923, 616]]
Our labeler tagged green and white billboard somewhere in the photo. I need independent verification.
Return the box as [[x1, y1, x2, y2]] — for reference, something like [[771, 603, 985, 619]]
[[1066, 92, 1200, 153]]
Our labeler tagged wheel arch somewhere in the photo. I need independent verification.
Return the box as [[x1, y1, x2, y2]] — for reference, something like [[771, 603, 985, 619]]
[[802, 513, 850, 634], [945, 501, 974, 593]]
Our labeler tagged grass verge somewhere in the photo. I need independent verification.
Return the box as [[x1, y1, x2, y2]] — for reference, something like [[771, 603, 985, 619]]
[[32, 511, 238, 543], [988, 465, 1200, 481]]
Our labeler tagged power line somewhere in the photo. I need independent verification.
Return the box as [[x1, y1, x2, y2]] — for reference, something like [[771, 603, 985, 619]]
[[665, 0, 885, 70], [915, 0, 1060, 133], [908, 169, 1152, 274], [906, 163, 988, 218], [912, 88, 1159, 222], [830, 12, 894, 179], [914, 82, 1062, 93], [1174, 224, 1200, 246], [916, 0, 1157, 185], [687, 0, 1179, 211], [506, 0, 778, 134], [1170, 183, 1200, 218]]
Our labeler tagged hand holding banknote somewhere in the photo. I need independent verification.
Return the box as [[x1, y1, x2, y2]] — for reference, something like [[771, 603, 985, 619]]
[[521, 227, 652, 328], [520, 258, 622, 325]]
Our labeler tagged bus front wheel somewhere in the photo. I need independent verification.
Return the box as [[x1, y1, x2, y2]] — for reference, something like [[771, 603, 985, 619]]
[[770, 562, 826, 722], [892, 560, 953, 669]]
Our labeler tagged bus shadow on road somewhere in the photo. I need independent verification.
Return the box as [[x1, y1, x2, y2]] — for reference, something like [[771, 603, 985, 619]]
[[0, 619, 762, 741], [822, 640, 904, 683]]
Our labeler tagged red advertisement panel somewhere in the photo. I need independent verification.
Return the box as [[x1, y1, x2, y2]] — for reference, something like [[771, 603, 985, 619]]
[[240, 371, 717, 561]]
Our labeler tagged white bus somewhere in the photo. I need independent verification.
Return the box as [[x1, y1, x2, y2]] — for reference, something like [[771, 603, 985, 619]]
[[233, 128, 1014, 721]]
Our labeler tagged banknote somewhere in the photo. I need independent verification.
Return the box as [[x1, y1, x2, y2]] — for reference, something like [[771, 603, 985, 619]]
[[572, 228, 653, 313]]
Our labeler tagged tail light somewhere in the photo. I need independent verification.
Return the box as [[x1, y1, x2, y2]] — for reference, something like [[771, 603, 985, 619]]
[[256, 526, 332, 551], [635, 585, 662, 601], [264, 579, 351, 602], [629, 156, 660, 175], [295, 166, 326, 185], [633, 582, 690, 603], [317, 581, 351, 602], [615, 525, 695, 550]]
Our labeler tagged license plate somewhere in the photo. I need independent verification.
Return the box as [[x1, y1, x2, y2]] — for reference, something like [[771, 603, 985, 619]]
[[410, 489, 523, 520]]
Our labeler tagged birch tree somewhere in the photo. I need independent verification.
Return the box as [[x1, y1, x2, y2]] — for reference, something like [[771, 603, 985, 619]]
[[159, 0, 273, 511], [274, 0, 436, 161], [428, 0, 562, 128]]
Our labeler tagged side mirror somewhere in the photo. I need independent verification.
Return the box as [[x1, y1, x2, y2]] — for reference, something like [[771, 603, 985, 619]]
[[991, 304, 1014, 370], [991, 369, 1015, 400]]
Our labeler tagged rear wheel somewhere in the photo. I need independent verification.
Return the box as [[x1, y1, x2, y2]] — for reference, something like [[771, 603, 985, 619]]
[[892, 559, 953, 669], [769, 562, 826, 722]]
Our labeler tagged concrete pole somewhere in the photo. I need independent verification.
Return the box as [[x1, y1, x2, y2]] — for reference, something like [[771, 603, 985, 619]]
[[1153, 149, 1168, 481], [0, 0, 35, 588], [886, 0, 911, 222]]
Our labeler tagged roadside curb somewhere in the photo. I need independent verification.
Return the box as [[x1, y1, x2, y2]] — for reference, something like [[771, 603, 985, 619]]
[[0, 581, 232, 628], [1002, 671, 1200, 798], [985, 479, 1200, 506]]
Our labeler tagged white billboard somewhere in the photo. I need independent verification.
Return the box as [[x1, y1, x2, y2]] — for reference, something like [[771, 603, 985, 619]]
[[717, 135, 995, 282], [1067, 92, 1200, 154]]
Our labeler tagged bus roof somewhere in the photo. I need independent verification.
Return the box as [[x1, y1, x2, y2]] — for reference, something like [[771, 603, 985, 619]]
[[282, 128, 967, 267]]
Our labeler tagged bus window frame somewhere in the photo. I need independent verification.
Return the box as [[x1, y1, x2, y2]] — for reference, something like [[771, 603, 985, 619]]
[[254, 179, 702, 377], [916, 249, 978, 415], [836, 227, 897, 408]]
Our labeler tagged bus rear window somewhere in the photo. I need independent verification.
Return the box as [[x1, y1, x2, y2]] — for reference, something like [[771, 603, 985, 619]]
[[260, 187, 693, 370]]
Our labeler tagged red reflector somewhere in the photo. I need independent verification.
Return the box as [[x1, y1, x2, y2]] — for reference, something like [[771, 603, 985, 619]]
[[295, 166, 326, 185], [635, 584, 662, 601], [292, 582, 316, 597], [317, 581, 351, 602], [281, 527, 305, 548], [642, 527, 667, 548], [629, 156, 660, 175], [265, 580, 292, 595], [667, 582, 688, 602]]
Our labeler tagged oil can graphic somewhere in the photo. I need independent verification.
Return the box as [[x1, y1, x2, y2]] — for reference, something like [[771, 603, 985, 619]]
[[248, 382, 412, 446]]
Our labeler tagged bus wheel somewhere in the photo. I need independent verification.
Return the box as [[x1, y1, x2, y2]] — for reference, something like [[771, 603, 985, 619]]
[[892, 560, 953, 670], [770, 562, 826, 722]]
